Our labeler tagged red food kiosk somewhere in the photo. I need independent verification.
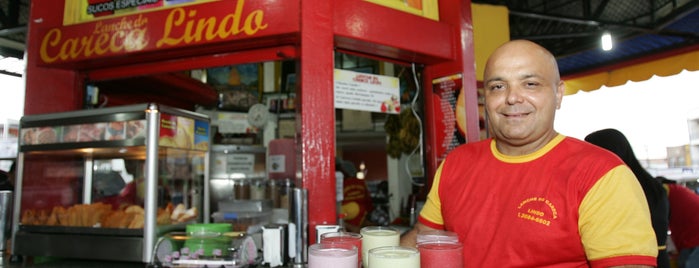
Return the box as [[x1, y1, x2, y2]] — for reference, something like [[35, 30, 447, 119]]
[[19, 0, 479, 263]]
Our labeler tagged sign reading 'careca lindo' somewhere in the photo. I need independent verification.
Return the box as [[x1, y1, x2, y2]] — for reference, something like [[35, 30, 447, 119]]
[[39, 0, 272, 64]]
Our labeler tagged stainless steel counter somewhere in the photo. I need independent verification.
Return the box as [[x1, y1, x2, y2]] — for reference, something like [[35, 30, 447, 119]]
[[0, 256, 145, 267], [1, 255, 272, 267]]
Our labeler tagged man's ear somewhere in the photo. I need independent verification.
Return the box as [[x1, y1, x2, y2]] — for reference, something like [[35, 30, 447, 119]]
[[555, 81, 565, 109]]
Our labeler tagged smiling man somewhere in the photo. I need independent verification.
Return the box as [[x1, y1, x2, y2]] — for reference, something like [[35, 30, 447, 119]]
[[400, 40, 657, 267]]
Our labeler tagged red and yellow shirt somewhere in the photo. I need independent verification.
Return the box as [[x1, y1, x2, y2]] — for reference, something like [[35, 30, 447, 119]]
[[419, 135, 657, 267]]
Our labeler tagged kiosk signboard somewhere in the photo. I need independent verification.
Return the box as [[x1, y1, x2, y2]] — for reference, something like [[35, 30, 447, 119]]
[[37, 0, 298, 65]]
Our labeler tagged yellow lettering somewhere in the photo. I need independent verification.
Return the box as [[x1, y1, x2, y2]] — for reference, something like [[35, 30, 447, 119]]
[[93, 21, 103, 34], [231, 0, 244, 34], [156, 0, 268, 48], [527, 209, 544, 217], [82, 35, 97, 57], [62, 38, 80, 60], [40, 29, 62, 63], [94, 34, 110, 55], [157, 8, 186, 47], [218, 13, 236, 39], [184, 10, 198, 43], [245, 10, 267, 35], [197, 16, 217, 42], [38, 0, 273, 63], [110, 31, 126, 52]]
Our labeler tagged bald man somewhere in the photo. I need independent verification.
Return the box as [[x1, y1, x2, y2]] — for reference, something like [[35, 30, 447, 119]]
[[400, 40, 657, 267]]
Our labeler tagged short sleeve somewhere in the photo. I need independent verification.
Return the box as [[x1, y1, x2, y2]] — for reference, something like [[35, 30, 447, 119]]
[[418, 162, 445, 228], [579, 165, 657, 264]]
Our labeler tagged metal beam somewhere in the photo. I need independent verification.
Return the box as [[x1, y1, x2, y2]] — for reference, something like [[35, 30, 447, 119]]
[[0, 36, 24, 51], [508, 9, 655, 32], [0, 25, 26, 36]]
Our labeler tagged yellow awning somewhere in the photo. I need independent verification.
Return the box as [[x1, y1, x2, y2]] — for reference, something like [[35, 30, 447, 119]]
[[563, 48, 699, 95], [472, 3, 510, 82]]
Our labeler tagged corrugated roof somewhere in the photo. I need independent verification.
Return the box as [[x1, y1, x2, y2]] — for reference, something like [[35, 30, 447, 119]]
[[473, 0, 699, 77]]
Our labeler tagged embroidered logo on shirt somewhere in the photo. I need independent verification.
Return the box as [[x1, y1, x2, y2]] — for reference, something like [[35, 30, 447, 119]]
[[516, 197, 558, 226]]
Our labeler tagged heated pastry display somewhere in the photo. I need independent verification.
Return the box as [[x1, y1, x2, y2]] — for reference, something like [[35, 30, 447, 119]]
[[20, 202, 198, 229], [14, 104, 211, 263]]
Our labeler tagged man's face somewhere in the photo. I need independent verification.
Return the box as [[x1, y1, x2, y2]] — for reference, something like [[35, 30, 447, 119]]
[[483, 43, 564, 149]]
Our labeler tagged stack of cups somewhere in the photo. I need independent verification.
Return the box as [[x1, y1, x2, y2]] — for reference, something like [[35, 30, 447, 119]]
[[416, 230, 463, 268], [359, 226, 400, 268], [368, 246, 420, 268], [320, 232, 363, 268], [308, 243, 358, 268]]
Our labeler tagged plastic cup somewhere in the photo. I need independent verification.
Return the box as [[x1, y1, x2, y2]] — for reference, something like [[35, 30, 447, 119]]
[[367, 246, 419, 268], [360, 226, 399, 267], [308, 243, 358, 268], [416, 230, 459, 244], [320, 231, 363, 268], [417, 241, 463, 268]]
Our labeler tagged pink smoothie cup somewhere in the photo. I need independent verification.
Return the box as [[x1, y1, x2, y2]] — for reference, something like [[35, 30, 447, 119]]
[[320, 231, 363, 268], [417, 241, 464, 268], [308, 243, 358, 268]]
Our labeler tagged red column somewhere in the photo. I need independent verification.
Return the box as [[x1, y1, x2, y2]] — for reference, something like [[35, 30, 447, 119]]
[[24, 0, 82, 115], [423, 0, 478, 186], [298, 0, 337, 244]]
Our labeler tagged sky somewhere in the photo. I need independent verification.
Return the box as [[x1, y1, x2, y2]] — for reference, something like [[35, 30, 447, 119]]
[[1, 69, 698, 160], [0, 74, 24, 122], [555, 70, 699, 160]]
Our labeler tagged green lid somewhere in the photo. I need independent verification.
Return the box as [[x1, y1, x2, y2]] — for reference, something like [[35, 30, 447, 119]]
[[186, 223, 232, 237]]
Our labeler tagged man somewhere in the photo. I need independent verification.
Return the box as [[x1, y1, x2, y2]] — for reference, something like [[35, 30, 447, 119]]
[[400, 40, 657, 267], [658, 177, 699, 268]]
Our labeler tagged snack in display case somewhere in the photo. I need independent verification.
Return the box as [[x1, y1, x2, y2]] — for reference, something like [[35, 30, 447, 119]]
[[21, 126, 59, 144], [21, 120, 148, 145], [19, 202, 199, 229], [11, 103, 211, 264], [127, 120, 146, 138]]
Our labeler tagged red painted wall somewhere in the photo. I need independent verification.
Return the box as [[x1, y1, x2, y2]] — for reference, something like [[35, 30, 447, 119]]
[[25, 0, 82, 115], [342, 149, 388, 181]]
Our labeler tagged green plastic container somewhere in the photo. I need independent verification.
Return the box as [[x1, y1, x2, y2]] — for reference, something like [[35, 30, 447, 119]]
[[183, 223, 233, 256]]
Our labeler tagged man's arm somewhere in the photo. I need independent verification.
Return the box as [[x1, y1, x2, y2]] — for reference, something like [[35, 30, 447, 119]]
[[399, 222, 439, 248]]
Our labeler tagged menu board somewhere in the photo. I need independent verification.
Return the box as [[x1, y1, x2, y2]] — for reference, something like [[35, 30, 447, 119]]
[[431, 74, 465, 162], [334, 69, 400, 114]]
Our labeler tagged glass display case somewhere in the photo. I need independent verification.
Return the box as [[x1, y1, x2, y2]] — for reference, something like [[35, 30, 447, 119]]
[[10, 103, 210, 263]]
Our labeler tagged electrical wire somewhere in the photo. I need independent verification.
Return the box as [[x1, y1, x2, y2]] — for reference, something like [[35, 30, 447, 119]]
[[405, 63, 424, 187]]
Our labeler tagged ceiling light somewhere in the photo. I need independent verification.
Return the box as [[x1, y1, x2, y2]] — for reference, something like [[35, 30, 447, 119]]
[[601, 31, 613, 51]]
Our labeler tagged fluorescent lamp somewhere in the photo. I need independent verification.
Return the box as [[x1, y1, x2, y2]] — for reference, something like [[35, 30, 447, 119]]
[[601, 31, 613, 51]]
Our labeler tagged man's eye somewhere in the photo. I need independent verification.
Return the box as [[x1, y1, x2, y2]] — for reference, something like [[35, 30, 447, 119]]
[[489, 84, 504, 90], [525, 81, 540, 87]]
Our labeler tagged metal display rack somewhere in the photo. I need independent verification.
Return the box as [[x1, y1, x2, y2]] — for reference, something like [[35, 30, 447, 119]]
[[10, 103, 211, 263]]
